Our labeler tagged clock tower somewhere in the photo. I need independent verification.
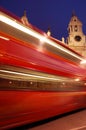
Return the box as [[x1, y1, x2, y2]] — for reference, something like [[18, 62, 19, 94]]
[[67, 12, 86, 57]]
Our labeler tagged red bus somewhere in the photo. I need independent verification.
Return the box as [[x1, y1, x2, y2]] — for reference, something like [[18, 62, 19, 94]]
[[0, 9, 86, 129]]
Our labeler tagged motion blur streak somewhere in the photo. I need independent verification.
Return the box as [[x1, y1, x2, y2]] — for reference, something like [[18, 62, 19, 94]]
[[0, 8, 86, 129]]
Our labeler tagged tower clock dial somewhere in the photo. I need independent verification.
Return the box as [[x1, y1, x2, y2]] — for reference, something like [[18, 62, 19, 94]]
[[74, 35, 81, 42]]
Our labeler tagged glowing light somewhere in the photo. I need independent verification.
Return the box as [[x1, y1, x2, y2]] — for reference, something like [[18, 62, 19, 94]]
[[0, 69, 75, 82], [84, 83, 86, 85], [0, 35, 10, 41], [0, 69, 58, 81], [75, 78, 80, 81], [40, 37, 47, 42], [80, 60, 86, 64], [62, 82, 65, 85], [0, 13, 42, 40]]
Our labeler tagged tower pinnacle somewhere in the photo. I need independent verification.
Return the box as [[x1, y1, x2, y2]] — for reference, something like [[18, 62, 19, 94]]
[[21, 10, 29, 25], [47, 27, 51, 36]]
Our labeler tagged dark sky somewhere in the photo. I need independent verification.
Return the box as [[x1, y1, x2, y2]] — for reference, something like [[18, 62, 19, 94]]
[[0, 0, 86, 40]]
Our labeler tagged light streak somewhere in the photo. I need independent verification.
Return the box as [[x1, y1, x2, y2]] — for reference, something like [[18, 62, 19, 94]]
[[0, 69, 59, 81], [0, 12, 84, 62], [80, 60, 86, 64], [0, 35, 10, 41]]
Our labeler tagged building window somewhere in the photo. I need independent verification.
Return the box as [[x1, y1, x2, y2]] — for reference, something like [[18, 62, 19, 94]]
[[74, 25, 77, 32]]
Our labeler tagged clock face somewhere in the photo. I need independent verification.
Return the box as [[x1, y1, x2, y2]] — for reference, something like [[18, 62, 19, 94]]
[[74, 35, 81, 42]]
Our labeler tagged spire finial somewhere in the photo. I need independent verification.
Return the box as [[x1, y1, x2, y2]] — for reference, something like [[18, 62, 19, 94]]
[[24, 10, 26, 16], [72, 10, 76, 17], [21, 10, 29, 25]]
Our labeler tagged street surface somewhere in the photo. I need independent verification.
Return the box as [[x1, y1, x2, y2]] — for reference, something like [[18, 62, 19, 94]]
[[29, 109, 86, 130], [11, 109, 86, 130]]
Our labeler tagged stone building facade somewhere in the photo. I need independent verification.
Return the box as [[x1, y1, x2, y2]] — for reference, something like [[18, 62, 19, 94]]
[[67, 12, 86, 57]]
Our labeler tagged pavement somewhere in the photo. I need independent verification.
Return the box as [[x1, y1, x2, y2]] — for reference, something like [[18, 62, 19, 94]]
[[28, 109, 86, 130]]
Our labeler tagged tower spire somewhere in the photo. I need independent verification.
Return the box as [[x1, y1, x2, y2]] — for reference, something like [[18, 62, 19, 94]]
[[47, 26, 51, 36], [24, 10, 26, 16], [21, 10, 29, 25]]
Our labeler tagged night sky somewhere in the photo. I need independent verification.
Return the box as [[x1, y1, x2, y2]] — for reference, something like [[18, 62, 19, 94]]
[[0, 0, 86, 41]]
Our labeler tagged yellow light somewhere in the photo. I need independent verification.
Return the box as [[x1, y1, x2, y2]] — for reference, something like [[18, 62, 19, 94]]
[[80, 60, 86, 64], [75, 78, 80, 81], [0, 35, 10, 41]]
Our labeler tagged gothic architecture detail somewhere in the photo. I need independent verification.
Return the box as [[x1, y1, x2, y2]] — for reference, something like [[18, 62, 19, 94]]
[[67, 12, 86, 57]]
